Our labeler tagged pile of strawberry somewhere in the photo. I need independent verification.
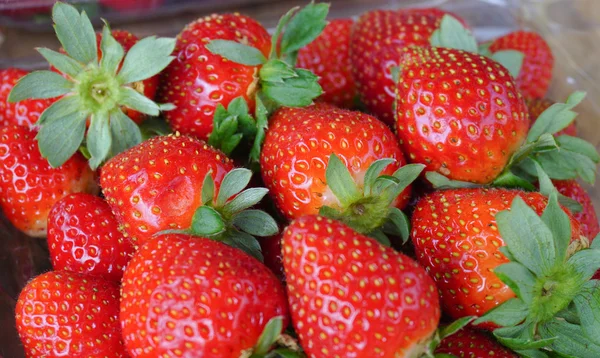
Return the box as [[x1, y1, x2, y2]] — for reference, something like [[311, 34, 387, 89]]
[[2, 2, 600, 357]]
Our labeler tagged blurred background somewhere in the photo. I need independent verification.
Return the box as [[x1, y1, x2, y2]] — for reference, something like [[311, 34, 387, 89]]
[[0, 0, 599, 356]]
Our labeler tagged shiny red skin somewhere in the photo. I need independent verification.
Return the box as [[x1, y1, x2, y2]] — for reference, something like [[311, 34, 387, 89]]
[[15, 271, 126, 358], [527, 97, 577, 137], [395, 47, 530, 184], [47, 193, 135, 283], [553, 180, 599, 239], [435, 328, 518, 358], [0, 125, 96, 238], [283, 216, 440, 357], [0, 68, 52, 128], [159, 13, 271, 140], [261, 104, 410, 220], [260, 231, 285, 282], [100, 133, 235, 246], [489, 31, 554, 100], [411, 188, 581, 322], [120, 234, 289, 358], [297, 19, 357, 108], [350, 8, 467, 124], [100, 0, 164, 12]]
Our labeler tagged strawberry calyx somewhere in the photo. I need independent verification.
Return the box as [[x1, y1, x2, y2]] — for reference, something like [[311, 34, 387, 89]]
[[7, 2, 176, 170], [162, 167, 278, 262], [240, 317, 305, 358], [318, 153, 424, 246], [205, 2, 328, 165], [473, 191, 600, 356]]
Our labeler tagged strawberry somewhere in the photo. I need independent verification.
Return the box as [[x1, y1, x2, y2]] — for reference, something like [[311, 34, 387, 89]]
[[527, 97, 577, 137], [15, 271, 126, 357], [489, 31, 554, 100], [261, 104, 421, 240], [283, 215, 441, 357], [100, 132, 278, 256], [553, 180, 599, 239], [435, 328, 518, 358], [395, 46, 530, 184], [47, 193, 135, 282], [100, 0, 164, 12], [260, 230, 285, 282], [0, 68, 52, 128], [0, 125, 97, 238], [350, 8, 468, 124], [120, 233, 289, 357], [296, 18, 357, 108]]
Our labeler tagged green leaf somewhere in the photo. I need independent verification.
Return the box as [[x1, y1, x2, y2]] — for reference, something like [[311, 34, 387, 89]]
[[527, 91, 586, 143], [119, 87, 159, 116], [261, 68, 322, 107], [319, 205, 342, 221], [222, 230, 264, 262], [216, 168, 253, 207], [541, 192, 572, 263], [592, 234, 600, 249], [254, 316, 284, 355], [52, 2, 97, 64], [567, 248, 600, 281], [87, 112, 112, 169], [36, 110, 87, 167], [425, 171, 481, 189], [8, 71, 73, 102], [384, 164, 425, 200], [494, 262, 537, 303], [36, 48, 83, 78], [536, 161, 583, 213], [269, 6, 298, 59], [494, 324, 555, 350], [280, 2, 329, 56], [491, 170, 536, 190], [100, 24, 125, 75], [438, 316, 476, 340], [429, 14, 478, 53], [363, 159, 395, 196], [233, 210, 278, 237], [368, 229, 391, 246], [223, 188, 269, 215], [558, 135, 600, 163], [325, 153, 361, 207], [390, 66, 400, 84], [538, 319, 600, 357], [139, 116, 172, 141], [526, 150, 597, 184], [573, 280, 600, 345], [491, 50, 524, 79], [371, 175, 400, 195], [201, 172, 215, 205], [118, 36, 176, 84], [37, 94, 82, 125], [496, 197, 557, 276], [476, 298, 529, 326], [250, 94, 269, 164], [386, 208, 410, 244], [109, 109, 142, 157], [190, 206, 225, 237], [259, 59, 298, 83], [509, 133, 558, 167], [206, 40, 267, 66]]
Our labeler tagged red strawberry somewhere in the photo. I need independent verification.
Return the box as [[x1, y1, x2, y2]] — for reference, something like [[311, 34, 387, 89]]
[[395, 47, 529, 184], [0, 68, 52, 128], [350, 8, 468, 124], [283, 215, 440, 357], [411, 188, 581, 321], [100, 0, 164, 12], [159, 13, 271, 140], [120, 233, 289, 357], [297, 19, 357, 108], [15, 271, 126, 357], [489, 31, 554, 99], [260, 231, 285, 282], [0, 125, 97, 237], [47, 193, 135, 282], [553, 180, 599, 239], [527, 97, 577, 137], [261, 104, 417, 237], [435, 328, 518, 358]]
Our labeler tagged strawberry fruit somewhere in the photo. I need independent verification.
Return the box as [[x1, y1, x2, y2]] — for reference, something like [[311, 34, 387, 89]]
[[435, 328, 518, 358]]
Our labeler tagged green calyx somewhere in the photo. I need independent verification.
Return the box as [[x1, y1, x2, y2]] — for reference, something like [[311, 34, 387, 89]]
[[474, 192, 600, 357], [319, 153, 424, 246], [7, 2, 176, 169], [168, 168, 278, 262], [242, 317, 305, 358], [205, 2, 328, 164]]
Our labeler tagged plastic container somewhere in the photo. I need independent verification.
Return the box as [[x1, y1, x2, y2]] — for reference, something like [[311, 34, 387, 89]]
[[0, 0, 599, 356]]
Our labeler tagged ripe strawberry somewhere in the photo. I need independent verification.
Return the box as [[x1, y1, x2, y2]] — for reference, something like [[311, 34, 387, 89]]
[[0, 125, 97, 238], [260, 231, 285, 282], [411, 188, 581, 321], [527, 97, 577, 137], [489, 31, 554, 99], [297, 19, 357, 108], [350, 8, 468, 124], [283, 215, 440, 357], [100, 0, 164, 12], [120, 233, 289, 357], [395, 47, 529, 184], [435, 328, 518, 358], [553, 180, 599, 239], [159, 13, 271, 140], [0, 68, 51, 128], [15, 271, 126, 357], [47, 193, 135, 282]]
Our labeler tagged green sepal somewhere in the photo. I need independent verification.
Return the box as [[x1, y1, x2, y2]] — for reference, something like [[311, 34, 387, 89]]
[[261, 67, 322, 107], [222, 187, 269, 215], [541, 192, 572, 263], [99, 23, 125, 75], [138, 116, 172, 141], [491, 50, 524, 79], [253, 316, 284, 355], [206, 40, 267, 66], [279, 1, 329, 65], [491, 170, 536, 190], [201, 172, 215, 205], [536, 162, 583, 213], [527, 91, 586, 143], [382, 164, 425, 201], [269, 6, 299, 59], [494, 323, 555, 350], [566, 248, 600, 281], [494, 262, 536, 304], [363, 158, 395, 196], [36, 48, 83, 78], [325, 153, 361, 207], [216, 168, 253, 207], [222, 231, 264, 262], [383, 207, 410, 244], [208, 97, 257, 156], [109, 109, 142, 157], [119, 86, 160, 116], [232, 210, 278, 237], [36, 109, 87, 167], [87, 111, 112, 169], [538, 319, 600, 357], [429, 14, 478, 53], [117, 36, 176, 84], [425, 316, 475, 357], [426, 171, 482, 189], [573, 280, 600, 345], [191, 206, 226, 237], [475, 298, 529, 327], [368, 229, 391, 246], [37, 94, 82, 126], [52, 2, 97, 64], [8, 70, 73, 102]]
